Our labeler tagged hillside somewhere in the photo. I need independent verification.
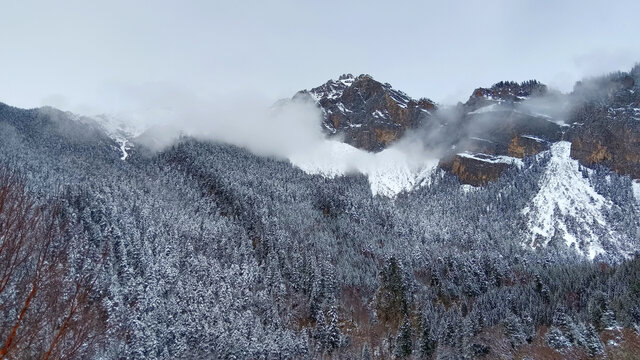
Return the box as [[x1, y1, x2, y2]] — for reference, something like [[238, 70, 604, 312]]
[[1, 66, 640, 359]]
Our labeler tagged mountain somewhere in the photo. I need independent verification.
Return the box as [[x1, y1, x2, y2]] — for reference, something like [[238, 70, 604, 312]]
[[567, 69, 640, 179], [293, 74, 437, 151], [1, 66, 640, 359], [298, 68, 640, 189]]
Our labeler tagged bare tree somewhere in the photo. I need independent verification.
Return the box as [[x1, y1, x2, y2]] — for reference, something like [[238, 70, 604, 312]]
[[0, 168, 107, 359]]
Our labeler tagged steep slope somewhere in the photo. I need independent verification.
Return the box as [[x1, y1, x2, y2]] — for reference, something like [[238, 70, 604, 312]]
[[293, 74, 437, 151], [567, 67, 640, 179], [438, 80, 565, 185], [2, 99, 640, 359], [522, 142, 626, 259]]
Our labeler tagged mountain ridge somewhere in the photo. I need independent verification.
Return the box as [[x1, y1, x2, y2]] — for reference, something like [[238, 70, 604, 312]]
[[293, 65, 640, 187], [1, 80, 640, 358]]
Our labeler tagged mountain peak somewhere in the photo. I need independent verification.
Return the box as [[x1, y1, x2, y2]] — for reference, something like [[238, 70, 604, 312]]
[[293, 74, 436, 151], [465, 79, 548, 111]]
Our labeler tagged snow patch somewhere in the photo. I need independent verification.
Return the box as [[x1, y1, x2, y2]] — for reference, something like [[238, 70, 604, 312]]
[[118, 138, 131, 160], [632, 180, 640, 203], [336, 102, 352, 114], [522, 142, 611, 259], [521, 135, 545, 142], [371, 110, 386, 119], [457, 152, 524, 168]]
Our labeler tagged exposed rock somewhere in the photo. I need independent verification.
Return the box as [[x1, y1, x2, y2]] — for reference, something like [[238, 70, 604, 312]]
[[439, 153, 513, 186], [567, 67, 640, 179], [293, 74, 437, 152], [444, 84, 561, 185], [507, 135, 549, 158], [291, 67, 640, 186], [568, 119, 640, 179], [464, 80, 548, 112]]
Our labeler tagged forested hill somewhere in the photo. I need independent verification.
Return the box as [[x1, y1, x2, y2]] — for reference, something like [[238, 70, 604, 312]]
[[0, 86, 640, 358]]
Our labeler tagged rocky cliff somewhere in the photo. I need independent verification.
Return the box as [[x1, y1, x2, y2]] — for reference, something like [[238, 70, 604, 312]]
[[295, 66, 640, 186], [293, 74, 436, 151], [567, 68, 640, 179]]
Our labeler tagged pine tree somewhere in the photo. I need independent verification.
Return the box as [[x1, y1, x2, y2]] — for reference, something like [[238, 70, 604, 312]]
[[314, 311, 328, 351], [584, 324, 604, 356], [377, 257, 408, 326], [503, 314, 526, 348], [546, 326, 571, 350], [361, 342, 372, 360], [419, 318, 435, 359], [327, 305, 342, 350], [394, 315, 413, 358]]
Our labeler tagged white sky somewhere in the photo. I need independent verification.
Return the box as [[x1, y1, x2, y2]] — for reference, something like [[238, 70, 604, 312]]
[[1, 0, 639, 113]]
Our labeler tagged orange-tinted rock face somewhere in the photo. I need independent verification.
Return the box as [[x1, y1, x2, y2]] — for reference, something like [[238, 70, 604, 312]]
[[439, 155, 510, 186], [374, 128, 399, 146], [566, 70, 640, 179], [568, 121, 640, 179], [507, 136, 546, 158]]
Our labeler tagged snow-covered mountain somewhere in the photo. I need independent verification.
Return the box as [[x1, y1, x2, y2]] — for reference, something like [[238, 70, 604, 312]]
[[2, 65, 640, 358], [522, 142, 633, 259], [292, 74, 437, 151]]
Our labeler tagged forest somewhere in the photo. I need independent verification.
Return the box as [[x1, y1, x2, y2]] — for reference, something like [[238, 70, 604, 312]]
[[0, 96, 640, 359]]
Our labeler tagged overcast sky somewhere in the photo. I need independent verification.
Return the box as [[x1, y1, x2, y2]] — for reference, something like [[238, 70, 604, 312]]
[[1, 0, 639, 114]]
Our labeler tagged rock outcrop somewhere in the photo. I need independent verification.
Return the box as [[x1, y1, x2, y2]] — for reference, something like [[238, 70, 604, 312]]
[[292, 66, 640, 186], [440, 81, 560, 184], [439, 154, 513, 186], [293, 74, 436, 151], [567, 68, 640, 179]]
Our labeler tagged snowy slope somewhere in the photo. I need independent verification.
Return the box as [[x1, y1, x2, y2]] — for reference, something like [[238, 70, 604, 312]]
[[288, 140, 438, 197], [522, 142, 623, 259], [633, 180, 640, 203]]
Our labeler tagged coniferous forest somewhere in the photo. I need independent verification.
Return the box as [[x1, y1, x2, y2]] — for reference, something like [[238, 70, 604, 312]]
[[1, 98, 640, 359]]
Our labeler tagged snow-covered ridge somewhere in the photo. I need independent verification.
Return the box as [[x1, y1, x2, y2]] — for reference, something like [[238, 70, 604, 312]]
[[457, 152, 524, 168], [288, 140, 438, 197], [308, 74, 355, 102], [522, 142, 619, 259]]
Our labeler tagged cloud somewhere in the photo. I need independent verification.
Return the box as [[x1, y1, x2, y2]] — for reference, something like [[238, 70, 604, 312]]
[[92, 82, 325, 159]]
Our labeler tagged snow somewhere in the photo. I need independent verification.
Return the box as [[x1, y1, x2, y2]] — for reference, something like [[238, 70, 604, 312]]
[[92, 114, 150, 161], [522, 142, 611, 259], [514, 109, 554, 120], [118, 138, 131, 160], [336, 102, 351, 114], [389, 93, 409, 108], [632, 180, 640, 203], [469, 137, 495, 143], [308, 77, 355, 102], [339, 78, 354, 87], [460, 184, 478, 193], [457, 152, 524, 168], [521, 135, 545, 142], [288, 140, 439, 197], [371, 110, 386, 119]]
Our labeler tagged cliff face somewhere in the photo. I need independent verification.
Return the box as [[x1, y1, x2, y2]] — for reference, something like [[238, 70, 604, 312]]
[[292, 66, 640, 186], [567, 69, 640, 179], [439, 154, 512, 186], [568, 116, 640, 179], [439, 81, 561, 185], [293, 74, 436, 152]]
